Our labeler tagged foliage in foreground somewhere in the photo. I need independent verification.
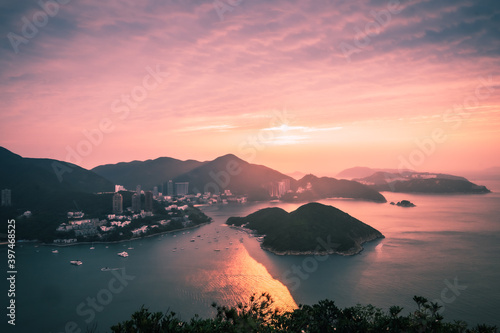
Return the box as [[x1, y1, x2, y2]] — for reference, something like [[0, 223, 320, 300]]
[[108, 293, 497, 333]]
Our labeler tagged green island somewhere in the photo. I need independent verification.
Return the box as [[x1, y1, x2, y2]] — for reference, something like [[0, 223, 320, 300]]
[[105, 293, 497, 332], [226, 202, 384, 255]]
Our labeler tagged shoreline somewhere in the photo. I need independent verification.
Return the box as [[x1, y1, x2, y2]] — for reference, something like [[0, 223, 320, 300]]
[[36, 221, 212, 247], [261, 233, 385, 256], [228, 223, 385, 256]]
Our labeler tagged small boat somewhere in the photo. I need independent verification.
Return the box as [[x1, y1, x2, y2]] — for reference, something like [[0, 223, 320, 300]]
[[127, 247, 134, 250], [51, 249, 59, 254], [190, 238, 195, 242], [101, 267, 119, 271], [117, 251, 129, 257], [70, 260, 83, 266], [214, 249, 221, 252], [90, 246, 95, 250]]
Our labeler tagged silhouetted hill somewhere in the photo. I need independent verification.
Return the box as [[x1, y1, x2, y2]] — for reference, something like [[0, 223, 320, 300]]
[[355, 171, 490, 193], [336, 166, 413, 179], [0, 146, 113, 211], [290, 174, 386, 202], [174, 154, 294, 200], [92, 157, 203, 190], [226, 202, 384, 255]]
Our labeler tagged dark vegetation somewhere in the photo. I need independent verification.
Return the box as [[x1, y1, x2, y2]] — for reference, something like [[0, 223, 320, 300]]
[[92, 157, 203, 190], [105, 293, 497, 333], [3, 191, 211, 243], [90, 153, 387, 202], [226, 203, 383, 254]]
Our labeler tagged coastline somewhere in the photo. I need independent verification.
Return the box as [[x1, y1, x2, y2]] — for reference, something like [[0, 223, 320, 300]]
[[37, 221, 212, 247], [261, 233, 384, 256], [228, 223, 384, 256]]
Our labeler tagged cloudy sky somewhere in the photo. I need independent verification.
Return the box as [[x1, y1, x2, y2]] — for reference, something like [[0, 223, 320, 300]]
[[1, 0, 499, 175]]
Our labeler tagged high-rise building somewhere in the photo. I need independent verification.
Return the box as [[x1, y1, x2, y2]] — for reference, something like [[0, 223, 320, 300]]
[[1, 189, 12, 206], [145, 191, 153, 212], [167, 180, 174, 196], [153, 186, 159, 198], [282, 179, 291, 193], [114, 185, 126, 192], [112, 193, 123, 214], [175, 182, 189, 196], [136, 185, 141, 195], [131, 193, 141, 212]]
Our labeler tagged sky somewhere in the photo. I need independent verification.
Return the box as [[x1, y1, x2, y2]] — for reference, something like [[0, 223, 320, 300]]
[[0, 0, 499, 176]]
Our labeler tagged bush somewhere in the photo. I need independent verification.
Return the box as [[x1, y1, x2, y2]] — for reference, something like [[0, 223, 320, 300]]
[[107, 294, 498, 333]]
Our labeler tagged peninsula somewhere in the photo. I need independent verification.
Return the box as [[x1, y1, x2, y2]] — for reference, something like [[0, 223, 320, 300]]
[[226, 202, 384, 255]]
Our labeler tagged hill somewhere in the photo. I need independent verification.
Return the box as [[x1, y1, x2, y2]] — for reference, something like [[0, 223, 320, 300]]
[[173, 154, 295, 200], [289, 174, 387, 202], [0, 146, 114, 211], [92, 157, 203, 190], [92, 154, 387, 202], [355, 171, 490, 193], [336, 166, 413, 179], [226, 202, 384, 255]]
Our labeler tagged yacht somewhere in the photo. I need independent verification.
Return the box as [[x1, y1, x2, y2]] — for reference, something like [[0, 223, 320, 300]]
[[70, 260, 82, 266], [51, 249, 59, 254], [117, 251, 129, 257]]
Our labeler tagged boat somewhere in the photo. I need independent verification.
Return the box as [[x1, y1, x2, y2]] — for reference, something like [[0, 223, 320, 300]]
[[70, 260, 82, 266], [90, 246, 95, 250], [51, 249, 59, 254], [214, 249, 221, 252], [117, 251, 129, 257], [101, 267, 120, 271]]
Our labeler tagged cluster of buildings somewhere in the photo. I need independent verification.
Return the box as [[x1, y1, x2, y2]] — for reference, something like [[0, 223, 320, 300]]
[[54, 197, 196, 242], [112, 181, 248, 212], [267, 179, 292, 198], [112, 186, 154, 215]]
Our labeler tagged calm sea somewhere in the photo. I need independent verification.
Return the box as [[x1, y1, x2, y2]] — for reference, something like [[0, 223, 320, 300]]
[[2, 180, 499, 332]]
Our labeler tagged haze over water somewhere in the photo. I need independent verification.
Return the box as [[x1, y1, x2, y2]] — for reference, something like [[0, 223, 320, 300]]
[[3, 180, 499, 332]]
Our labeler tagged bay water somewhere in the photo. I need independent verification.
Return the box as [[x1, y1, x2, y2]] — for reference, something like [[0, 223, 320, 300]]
[[3, 180, 499, 332]]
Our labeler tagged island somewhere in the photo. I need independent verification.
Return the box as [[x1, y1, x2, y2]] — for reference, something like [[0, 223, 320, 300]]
[[390, 200, 416, 207], [226, 202, 384, 255], [355, 171, 490, 194]]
